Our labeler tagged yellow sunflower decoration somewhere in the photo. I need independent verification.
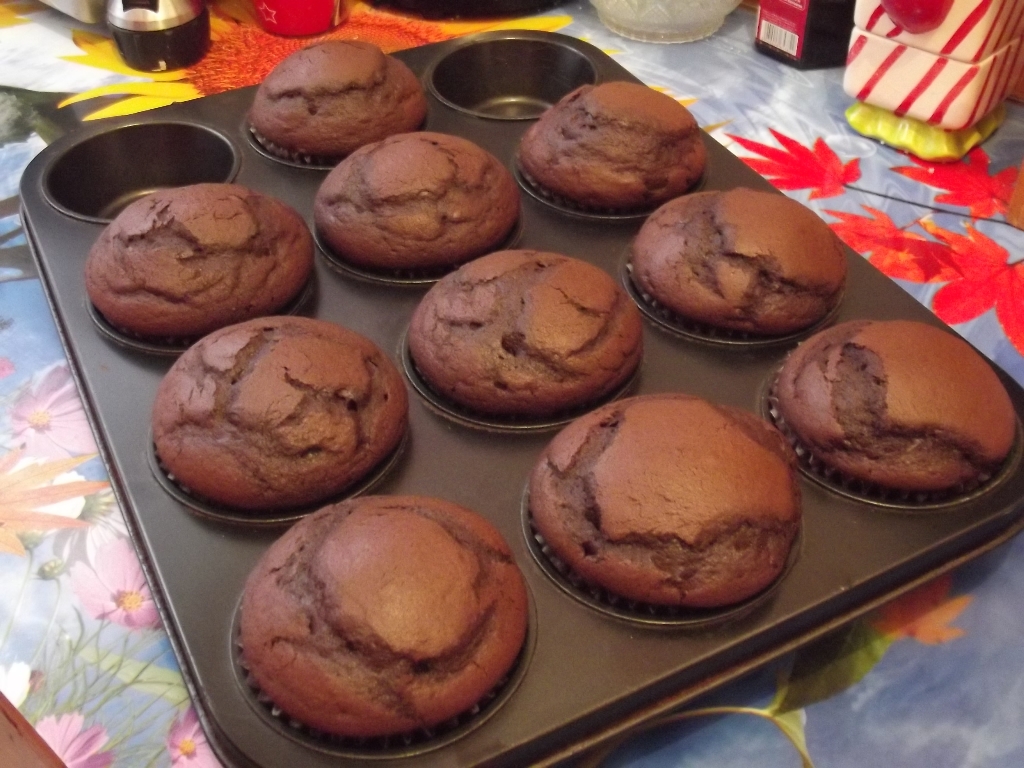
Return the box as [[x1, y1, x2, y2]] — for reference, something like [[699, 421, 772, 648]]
[[50, 0, 572, 120], [0, 0, 36, 27]]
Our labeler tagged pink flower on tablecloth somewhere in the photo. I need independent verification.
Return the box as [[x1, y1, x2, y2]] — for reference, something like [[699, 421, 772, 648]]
[[35, 712, 114, 768], [70, 536, 161, 630], [167, 707, 219, 767], [10, 363, 96, 460], [0, 357, 13, 379]]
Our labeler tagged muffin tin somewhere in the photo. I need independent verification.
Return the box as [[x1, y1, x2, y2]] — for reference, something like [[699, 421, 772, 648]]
[[19, 30, 1024, 767]]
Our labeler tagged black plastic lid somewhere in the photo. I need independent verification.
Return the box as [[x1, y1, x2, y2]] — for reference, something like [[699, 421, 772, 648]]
[[370, 0, 562, 18], [111, 6, 209, 72]]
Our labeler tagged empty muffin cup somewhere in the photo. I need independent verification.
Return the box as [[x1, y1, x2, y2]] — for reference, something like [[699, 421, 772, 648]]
[[43, 122, 238, 222], [429, 36, 598, 119]]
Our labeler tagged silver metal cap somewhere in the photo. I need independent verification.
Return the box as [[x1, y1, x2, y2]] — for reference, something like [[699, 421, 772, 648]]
[[107, 0, 204, 32]]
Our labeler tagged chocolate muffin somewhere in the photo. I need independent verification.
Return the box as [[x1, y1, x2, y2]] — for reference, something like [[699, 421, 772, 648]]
[[152, 316, 407, 511], [239, 495, 529, 738], [85, 184, 313, 340], [529, 394, 801, 608], [773, 320, 1017, 493], [407, 250, 643, 418], [248, 40, 428, 162], [517, 81, 706, 211], [314, 132, 520, 272], [630, 188, 848, 336]]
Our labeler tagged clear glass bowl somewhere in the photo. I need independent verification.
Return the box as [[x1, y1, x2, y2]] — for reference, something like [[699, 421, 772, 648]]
[[590, 0, 742, 43]]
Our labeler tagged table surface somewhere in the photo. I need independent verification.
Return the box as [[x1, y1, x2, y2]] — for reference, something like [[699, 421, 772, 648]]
[[2, 2, 1024, 767]]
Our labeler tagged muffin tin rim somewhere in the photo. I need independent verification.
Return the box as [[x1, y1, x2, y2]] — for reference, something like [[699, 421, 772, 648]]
[[18, 31, 1024, 768]]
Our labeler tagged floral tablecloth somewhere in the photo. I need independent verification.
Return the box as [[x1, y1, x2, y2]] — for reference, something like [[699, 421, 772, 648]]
[[1, 1, 1023, 766]]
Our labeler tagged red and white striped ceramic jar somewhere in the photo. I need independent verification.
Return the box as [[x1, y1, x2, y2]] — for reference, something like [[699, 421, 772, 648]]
[[843, 0, 1024, 129]]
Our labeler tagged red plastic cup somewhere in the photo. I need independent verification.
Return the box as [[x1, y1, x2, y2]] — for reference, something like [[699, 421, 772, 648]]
[[253, 0, 348, 36]]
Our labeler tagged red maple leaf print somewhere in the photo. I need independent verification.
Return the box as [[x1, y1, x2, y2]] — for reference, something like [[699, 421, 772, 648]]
[[871, 573, 971, 645], [727, 129, 861, 199], [826, 207, 958, 282], [892, 148, 1017, 219], [919, 219, 1024, 356]]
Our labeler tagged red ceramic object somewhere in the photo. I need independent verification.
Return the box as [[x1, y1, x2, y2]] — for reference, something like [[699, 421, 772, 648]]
[[252, 0, 347, 36], [880, 0, 954, 34]]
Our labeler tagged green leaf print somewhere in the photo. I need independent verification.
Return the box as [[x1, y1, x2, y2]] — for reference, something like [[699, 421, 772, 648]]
[[770, 620, 894, 715], [0, 86, 78, 145], [772, 709, 814, 768], [77, 645, 189, 706]]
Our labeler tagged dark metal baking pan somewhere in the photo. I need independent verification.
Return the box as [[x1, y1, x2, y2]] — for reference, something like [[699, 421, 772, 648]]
[[42, 121, 240, 222], [19, 30, 1024, 768]]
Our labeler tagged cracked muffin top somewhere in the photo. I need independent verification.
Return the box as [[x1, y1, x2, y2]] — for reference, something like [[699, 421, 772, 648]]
[[239, 494, 528, 738], [774, 319, 1016, 493], [529, 393, 801, 608], [152, 316, 407, 511], [517, 81, 706, 211], [314, 132, 520, 272], [248, 40, 427, 162], [629, 188, 848, 336], [407, 250, 643, 418], [85, 183, 313, 340]]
